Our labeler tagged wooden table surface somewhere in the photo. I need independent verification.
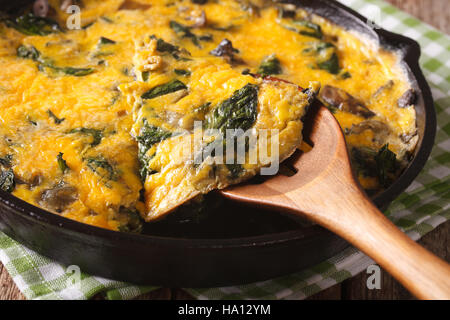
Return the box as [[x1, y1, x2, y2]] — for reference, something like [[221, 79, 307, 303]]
[[1, 0, 449, 300]]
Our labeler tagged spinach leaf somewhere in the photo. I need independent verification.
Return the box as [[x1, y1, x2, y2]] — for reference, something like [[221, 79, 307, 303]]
[[0, 154, 12, 167], [375, 144, 397, 188], [17, 45, 94, 77], [303, 42, 340, 75], [351, 147, 378, 178], [293, 20, 323, 39], [241, 68, 251, 75], [174, 69, 191, 76], [98, 37, 116, 45], [196, 84, 258, 175], [100, 16, 113, 24], [68, 128, 103, 146], [86, 157, 117, 181], [51, 66, 95, 76], [209, 24, 236, 32], [169, 20, 200, 47], [137, 119, 172, 155], [150, 35, 191, 61], [193, 102, 211, 117], [57, 152, 69, 173], [17, 45, 40, 61], [317, 52, 340, 74], [117, 208, 143, 233], [142, 71, 150, 82], [5, 13, 61, 36], [141, 79, 187, 100], [47, 109, 65, 124], [351, 144, 397, 188], [199, 34, 213, 42], [169, 20, 192, 36], [205, 83, 258, 134], [109, 92, 120, 106], [151, 35, 179, 54], [257, 55, 281, 77], [136, 119, 172, 180], [0, 169, 15, 192], [340, 71, 352, 79], [82, 22, 95, 29], [302, 41, 333, 54]]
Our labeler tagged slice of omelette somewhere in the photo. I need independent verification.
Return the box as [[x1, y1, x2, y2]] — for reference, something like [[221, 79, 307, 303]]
[[121, 37, 319, 220]]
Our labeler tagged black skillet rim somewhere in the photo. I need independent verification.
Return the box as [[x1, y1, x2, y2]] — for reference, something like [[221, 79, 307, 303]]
[[0, 0, 437, 249]]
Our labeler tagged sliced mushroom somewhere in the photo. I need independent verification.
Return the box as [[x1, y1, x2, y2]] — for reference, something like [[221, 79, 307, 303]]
[[210, 39, 236, 56], [346, 120, 391, 144], [277, 3, 297, 19], [119, 0, 151, 10], [29, 174, 44, 188], [210, 39, 241, 64], [39, 183, 78, 213], [398, 89, 416, 108], [400, 132, 418, 144], [319, 85, 375, 118], [400, 132, 419, 154], [12, 173, 43, 187], [34, 0, 49, 17]]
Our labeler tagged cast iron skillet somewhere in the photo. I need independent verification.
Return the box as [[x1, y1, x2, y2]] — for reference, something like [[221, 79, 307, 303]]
[[0, 0, 436, 287]]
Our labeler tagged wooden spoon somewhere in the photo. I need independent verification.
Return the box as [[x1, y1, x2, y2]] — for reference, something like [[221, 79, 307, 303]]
[[221, 105, 450, 300]]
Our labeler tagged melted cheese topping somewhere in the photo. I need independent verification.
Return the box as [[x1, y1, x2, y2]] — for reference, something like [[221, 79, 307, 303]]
[[0, 0, 417, 230]]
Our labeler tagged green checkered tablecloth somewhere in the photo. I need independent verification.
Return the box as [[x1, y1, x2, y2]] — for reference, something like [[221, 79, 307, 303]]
[[1, 0, 449, 300]]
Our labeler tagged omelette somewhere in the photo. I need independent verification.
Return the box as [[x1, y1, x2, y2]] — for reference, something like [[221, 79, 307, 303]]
[[0, 0, 418, 231]]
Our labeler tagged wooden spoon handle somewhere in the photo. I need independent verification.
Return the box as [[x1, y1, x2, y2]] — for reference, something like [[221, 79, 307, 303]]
[[293, 185, 450, 300], [343, 197, 450, 300]]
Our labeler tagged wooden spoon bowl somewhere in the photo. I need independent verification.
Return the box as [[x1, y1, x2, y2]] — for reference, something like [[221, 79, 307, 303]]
[[221, 105, 450, 300]]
